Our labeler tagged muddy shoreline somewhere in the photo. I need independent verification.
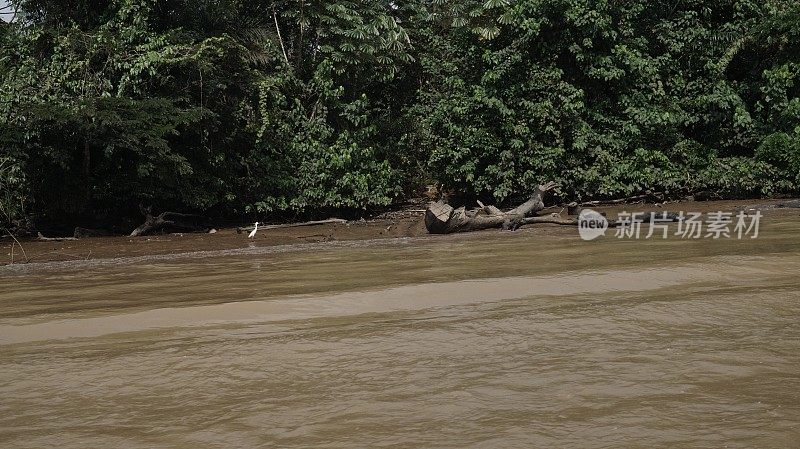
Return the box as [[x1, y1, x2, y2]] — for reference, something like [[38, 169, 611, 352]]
[[3, 198, 799, 266]]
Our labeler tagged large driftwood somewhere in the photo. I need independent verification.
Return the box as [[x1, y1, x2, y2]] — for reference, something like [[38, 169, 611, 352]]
[[425, 182, 559, 234], [425, 187, 693, 235], [130, 205, 208, 237]]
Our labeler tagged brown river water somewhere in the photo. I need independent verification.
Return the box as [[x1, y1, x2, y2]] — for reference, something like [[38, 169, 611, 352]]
[[1, 219, 799, 448]]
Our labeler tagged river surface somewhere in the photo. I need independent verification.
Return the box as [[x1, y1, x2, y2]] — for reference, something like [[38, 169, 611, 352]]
[[1, 221, 799, 448]]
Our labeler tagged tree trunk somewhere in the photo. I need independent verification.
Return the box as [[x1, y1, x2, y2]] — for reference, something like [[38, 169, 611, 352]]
[[425, 182, 559, 234]]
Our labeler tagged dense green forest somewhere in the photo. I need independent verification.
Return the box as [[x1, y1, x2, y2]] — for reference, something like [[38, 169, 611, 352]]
[[1, 0, 799, 230]]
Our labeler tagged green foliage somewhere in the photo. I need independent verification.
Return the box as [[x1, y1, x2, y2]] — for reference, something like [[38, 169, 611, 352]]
[[0, 155, 28, 228], [1, 0, 254, 219], [756, 131, 800, 189], [1, 0, 799, 227], [238, 1, 415, 213], [406, 0, 800, 202], [247, 64, 400, 212]]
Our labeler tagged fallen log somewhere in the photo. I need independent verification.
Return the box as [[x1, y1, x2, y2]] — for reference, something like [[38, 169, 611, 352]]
[[130, 205, 208, 237], [737, 199, 800, 212], [521, 214, 581, 226], [37, 232, 78, 242], [236, 218, 347, 234], [425, 182, 558, 234], [580, 190, 665, 207], [424, 183, 689, 234]]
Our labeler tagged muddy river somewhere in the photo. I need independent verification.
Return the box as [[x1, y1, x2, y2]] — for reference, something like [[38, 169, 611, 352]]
[[1, 219, 799, 447]]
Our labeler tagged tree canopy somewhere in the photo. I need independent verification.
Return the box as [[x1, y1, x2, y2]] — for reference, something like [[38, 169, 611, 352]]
[[1, 0, 798, 228]]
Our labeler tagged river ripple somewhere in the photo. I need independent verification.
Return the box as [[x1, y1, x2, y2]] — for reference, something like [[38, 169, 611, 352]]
[[1, 221, 799, 448]]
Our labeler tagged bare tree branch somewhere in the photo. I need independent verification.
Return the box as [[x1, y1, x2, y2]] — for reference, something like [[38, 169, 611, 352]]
[[272, 5, 290, 66]]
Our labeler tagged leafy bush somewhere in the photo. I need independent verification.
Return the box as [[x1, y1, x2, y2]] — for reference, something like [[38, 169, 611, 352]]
[[0, 156, 28, 229], [408, 0, 800, 203]]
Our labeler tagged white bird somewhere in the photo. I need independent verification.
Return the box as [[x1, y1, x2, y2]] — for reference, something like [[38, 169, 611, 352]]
[[248, 222, 259, 238]]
